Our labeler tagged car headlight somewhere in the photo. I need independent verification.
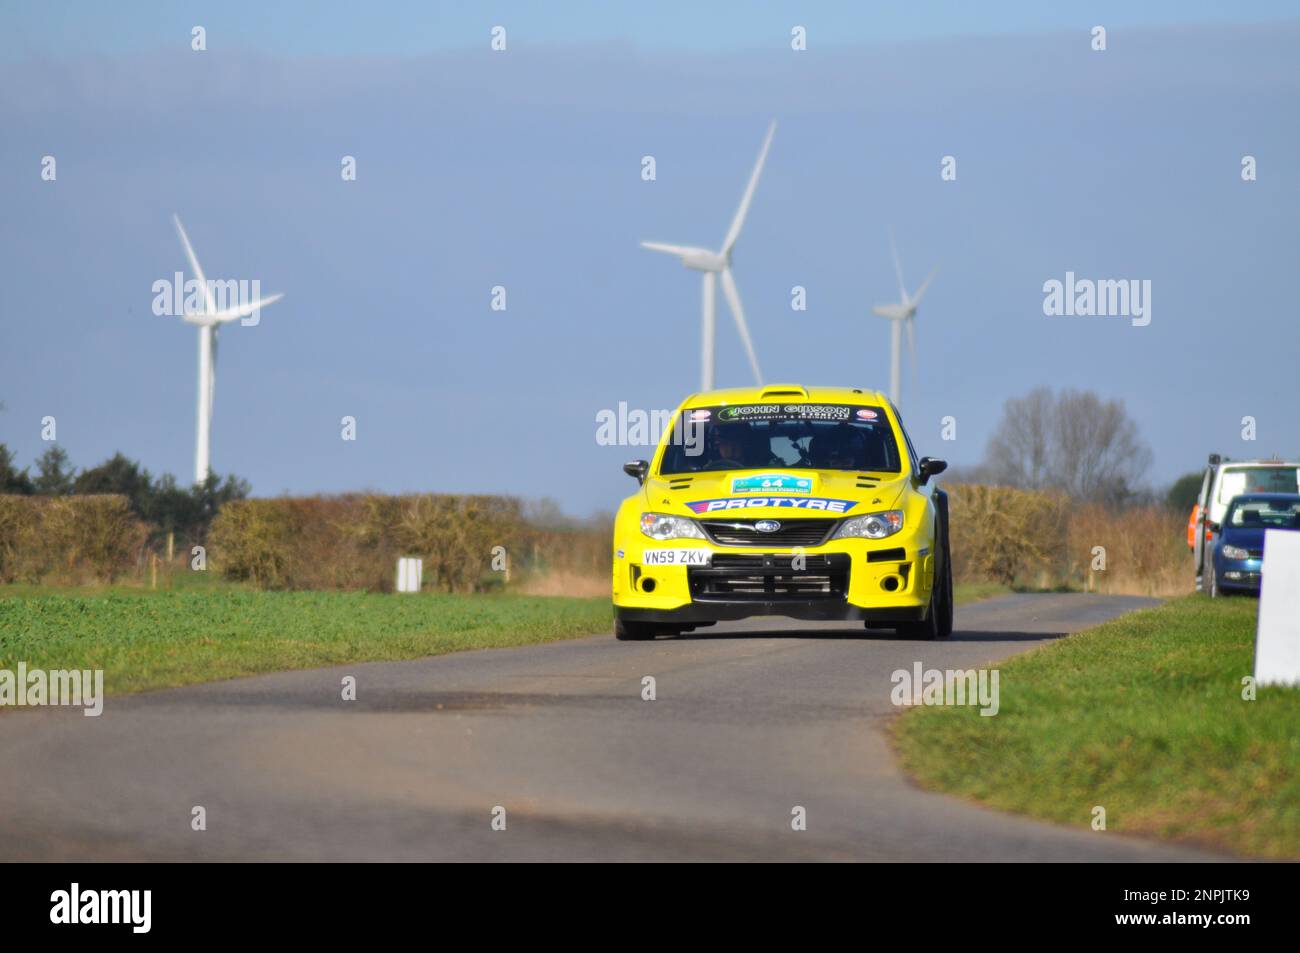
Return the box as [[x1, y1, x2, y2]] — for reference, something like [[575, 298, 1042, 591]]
[[830, 510, 904, 540], [1221, 544, 1250, 560], [640, 512, 707, 541]]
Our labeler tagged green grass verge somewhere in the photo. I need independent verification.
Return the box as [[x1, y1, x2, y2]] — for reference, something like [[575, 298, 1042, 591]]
[[0, 589, 611, 696], [0, 580, 1008, 700], [893, 593, 1300, 859], [953, 582, 1010, 605]]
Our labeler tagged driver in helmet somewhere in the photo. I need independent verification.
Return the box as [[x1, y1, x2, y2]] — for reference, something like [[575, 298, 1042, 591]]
[[703, 426, 748, 470], [809, 427, 863, 470]]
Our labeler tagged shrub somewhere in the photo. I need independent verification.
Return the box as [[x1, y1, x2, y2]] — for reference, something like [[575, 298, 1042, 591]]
[[207, 498, 305, 589], [1066, 502, 1190, 596], [209, 494, 536, 593], [946, 484, 1068, 586], [945, 483, 1192, 595], [0, 495, 43, 583], [0, 495, 147, 583]]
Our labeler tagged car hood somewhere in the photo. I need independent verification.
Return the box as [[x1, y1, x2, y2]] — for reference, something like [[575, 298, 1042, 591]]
[[642, 469, 909, 518], [1220, 527, 1270, 552]]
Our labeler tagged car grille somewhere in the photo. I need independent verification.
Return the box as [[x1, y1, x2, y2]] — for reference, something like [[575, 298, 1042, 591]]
[[689, 553, 850, 602], [699, 518, 837, 547]]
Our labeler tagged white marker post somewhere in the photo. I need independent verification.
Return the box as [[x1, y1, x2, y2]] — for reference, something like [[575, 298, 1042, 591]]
[[1255, 529, 1300, 686], [396, 557, 424, 594]]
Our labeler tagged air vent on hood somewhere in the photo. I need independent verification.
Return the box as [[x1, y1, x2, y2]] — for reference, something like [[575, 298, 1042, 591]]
[[758, 385, 809, 400]]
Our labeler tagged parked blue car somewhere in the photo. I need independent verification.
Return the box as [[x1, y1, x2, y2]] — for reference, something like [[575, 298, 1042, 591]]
[[1210, 493, 1300, 597]]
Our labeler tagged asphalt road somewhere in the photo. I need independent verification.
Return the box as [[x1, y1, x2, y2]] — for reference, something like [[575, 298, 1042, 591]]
[[0, 592, 1229, 861]]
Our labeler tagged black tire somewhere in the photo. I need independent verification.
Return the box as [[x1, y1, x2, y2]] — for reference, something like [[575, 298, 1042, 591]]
[[898, 502, 952, 641], [935, 551, 954, 638], [898, 586, 941, 640], [615, 617, 659, 641], [935, 505, 954, 639]]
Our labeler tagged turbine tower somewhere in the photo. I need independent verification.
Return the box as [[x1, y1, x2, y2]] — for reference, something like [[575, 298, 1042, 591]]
[[171, 215, 283, 485], [871, 229, 936, 406], [641, 121, 776, 391]]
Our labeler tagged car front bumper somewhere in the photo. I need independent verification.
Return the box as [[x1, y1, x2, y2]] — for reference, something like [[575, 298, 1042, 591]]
[[1215, 557, 1262, 592], [612, 535, 935, 625], [1216, 561, 1258, 582]]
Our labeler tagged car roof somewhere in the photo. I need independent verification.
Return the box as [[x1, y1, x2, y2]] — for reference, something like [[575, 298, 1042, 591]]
[[680, 385, 889, 409], [1217, 460, 1300, 468], [1228, 493, 1300, 503]]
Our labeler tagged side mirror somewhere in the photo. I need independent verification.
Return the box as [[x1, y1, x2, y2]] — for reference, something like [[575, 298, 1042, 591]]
[[1206, 520, 1221, 534], [623, 460, 650, 485], [917, 457, 948, 486]]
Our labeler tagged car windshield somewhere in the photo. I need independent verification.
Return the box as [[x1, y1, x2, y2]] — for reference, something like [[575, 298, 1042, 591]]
[[1226, 498, 1300, 529], [658, 403, 902, 475], [1217, 467, 1300, 504]]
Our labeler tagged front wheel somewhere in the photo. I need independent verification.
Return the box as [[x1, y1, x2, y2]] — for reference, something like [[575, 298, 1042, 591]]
[[615, 617, 660, 641], [936, 568, 953, 638], [898, 525, 953, 640], [935, 521, 954, 639], [899, 577, 950, 641], [898, 588, 940, 640]]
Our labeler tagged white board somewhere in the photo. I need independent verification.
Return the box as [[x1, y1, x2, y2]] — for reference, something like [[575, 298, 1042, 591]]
[[396, 557, 424, 594], [1255, 529, 1300, 686]]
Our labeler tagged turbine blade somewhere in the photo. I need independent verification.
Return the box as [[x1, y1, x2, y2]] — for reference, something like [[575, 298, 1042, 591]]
[[173, 214, 215, 314], [911, 267, 938, 306], [640, 241, 699, 258], [701, 271, 716, 391], [906, 318, 917, 399], [720, 268, 762, 385], [888, 227, 907, 306], [209, 326, 218, 420], [209, 293, 285, 323], [721, 120, 776, 255]]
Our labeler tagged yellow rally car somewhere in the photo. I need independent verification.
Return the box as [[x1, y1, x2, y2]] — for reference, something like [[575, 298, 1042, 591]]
[[612, 385, 952, 640]]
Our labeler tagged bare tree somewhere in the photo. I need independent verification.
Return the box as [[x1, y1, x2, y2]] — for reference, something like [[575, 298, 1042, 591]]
[[1049, 389, 1151, 502], [985, 387, 1054, 489], [982, 387, 1152, 503]]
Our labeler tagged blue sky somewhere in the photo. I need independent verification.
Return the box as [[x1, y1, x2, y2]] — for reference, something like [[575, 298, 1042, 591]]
[[1, 2, 1297, 513], [3, 1, 1297, 57]]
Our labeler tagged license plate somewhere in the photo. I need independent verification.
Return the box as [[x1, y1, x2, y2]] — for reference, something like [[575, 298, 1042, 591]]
[[642, 549, 711, 566]]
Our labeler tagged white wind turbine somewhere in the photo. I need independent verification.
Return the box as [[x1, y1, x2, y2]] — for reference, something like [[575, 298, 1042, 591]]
[[171, 214, 283, 485], [871, 229, 936, 406], [641, 121, 776, 391]]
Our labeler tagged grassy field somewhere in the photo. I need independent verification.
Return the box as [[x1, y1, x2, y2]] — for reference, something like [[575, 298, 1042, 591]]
[[0, 579, 1008, 698], [893, 594, 1300, 859], [0, 588, 611, 696]]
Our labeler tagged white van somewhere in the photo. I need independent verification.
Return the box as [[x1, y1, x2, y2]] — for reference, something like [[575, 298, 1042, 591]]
[[1191, 455, 1300, 590]]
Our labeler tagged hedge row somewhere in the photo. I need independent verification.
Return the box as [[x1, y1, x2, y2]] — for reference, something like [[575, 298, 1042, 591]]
[[946, 484, 1188, 595], [0, 487, 1186, 596], [207, 494, 598, 592], [0, 495, 149, 583]]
